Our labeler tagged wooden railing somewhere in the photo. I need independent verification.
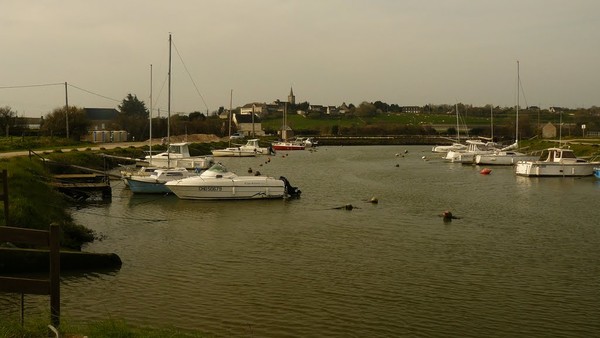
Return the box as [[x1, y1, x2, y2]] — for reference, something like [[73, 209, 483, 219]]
[[0, 168, 61, 328]]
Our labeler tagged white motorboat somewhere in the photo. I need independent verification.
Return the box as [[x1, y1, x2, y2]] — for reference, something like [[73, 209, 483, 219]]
[[475, 150, 539, 165], [515, 148, 598, 177], [444, 139, 497, 164], [211, 147, 257, 157], [432, 143, 467, 153], [145, 142, 215, 170], [242, 139, 275, 155], [165, 163, 301, 200], [127, 168, 197, 194], [212, 139, 274, 157]]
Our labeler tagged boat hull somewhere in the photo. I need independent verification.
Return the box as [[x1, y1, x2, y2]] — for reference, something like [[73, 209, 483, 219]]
[[127, 179, 172, 194], [595, 168, 600, 178], [211, 148, 256, 157], [515, 162, 596, 177], [272, 142, 305, 151], [166, 177, 286, 200], [475, 154, 539, 166]]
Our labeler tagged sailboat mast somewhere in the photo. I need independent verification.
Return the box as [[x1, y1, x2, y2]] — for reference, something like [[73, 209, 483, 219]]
[[516, 60, 520, 143], [455, 103, 460, 143], [228, 89, 233, 147], [167, 33, 172, 167], [149, 64, 153, 162], [490, 105, 493, 141]]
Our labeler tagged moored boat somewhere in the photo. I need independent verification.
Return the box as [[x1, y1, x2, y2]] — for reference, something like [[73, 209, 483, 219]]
[[272, 141, 305, 151], [145, 142, 215, 170], [165, 163, 301, 200], [515, 148, 598, 177], [432, 143, 467, 153], [211, 147, 257, 157], [127, 168, 197, 194], [594, 167, 600, 178], [475, 149, 538, 165], [444, 139, 497, 164], [212, 139, 274, 157]]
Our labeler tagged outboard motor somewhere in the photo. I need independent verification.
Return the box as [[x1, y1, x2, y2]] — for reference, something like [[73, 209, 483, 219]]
[[280, 176, 301, 198]]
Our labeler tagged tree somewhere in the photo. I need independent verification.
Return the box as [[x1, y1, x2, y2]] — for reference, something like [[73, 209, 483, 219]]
[[119, 94, 148, 119], [354, 102, 377, 117], [0, 106, 17, 136], [117, 94, 149, 140], [41, 106, 89, 139]]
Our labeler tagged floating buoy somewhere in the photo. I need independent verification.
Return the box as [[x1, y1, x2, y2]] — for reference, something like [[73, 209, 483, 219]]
[[395, 164, 400, 167], [395, 153, 400, 157], [369, 196, 379, 204], [440, 210, 460, 222], [254, 171, 261, 176], [480, 168, 492, 175], [248, 167, 253, 173], [404, 150, 408, 154]]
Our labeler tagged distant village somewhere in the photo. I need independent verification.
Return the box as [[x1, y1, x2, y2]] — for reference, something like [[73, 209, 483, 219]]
[[6, 86, 599, 142]]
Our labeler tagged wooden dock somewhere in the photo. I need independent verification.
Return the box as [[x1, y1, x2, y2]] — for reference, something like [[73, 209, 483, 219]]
[[51, 173, 111, 200]]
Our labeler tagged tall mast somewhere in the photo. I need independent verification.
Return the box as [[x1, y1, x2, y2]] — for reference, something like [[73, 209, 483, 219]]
[[167, 33, 172, 167], [516, 60, 520, 143], [490, 105, 493, 141], [149, 64, 153, 161], [228, 89, 233, 147], [455, 103, 460, 143]]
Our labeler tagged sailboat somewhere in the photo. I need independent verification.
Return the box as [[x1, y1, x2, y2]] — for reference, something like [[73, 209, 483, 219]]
[[475, 61, 538, 165], [127, 34, 205, 193], [432, 103, 467, 153], [211, 90, 259, 157], [142, 34, 214, 170], [272, 102, 305, 151]]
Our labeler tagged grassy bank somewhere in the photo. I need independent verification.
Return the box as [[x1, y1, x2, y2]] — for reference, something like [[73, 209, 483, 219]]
[[0, 156, 94, 250], [0, 316, 205, 338]]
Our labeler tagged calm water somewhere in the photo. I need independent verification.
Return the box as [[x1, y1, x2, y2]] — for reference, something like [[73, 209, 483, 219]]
[[3, 145, 600, 337]]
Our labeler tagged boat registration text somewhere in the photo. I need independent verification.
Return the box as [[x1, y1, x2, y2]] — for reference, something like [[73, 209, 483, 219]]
[[198, 186, 222, 192]]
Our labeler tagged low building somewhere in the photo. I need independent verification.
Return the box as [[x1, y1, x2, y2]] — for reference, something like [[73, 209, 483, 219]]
[[84, 108, 119, 131], [233, 113, 265, 137], [542, 122, 557, 139]]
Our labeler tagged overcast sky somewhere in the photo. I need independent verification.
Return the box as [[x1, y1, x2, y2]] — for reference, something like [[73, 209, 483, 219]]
[[1, 1, 598, 117]]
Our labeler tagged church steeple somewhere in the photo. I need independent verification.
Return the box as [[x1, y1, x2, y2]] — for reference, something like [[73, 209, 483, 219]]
[[288, 86, 295, 105]]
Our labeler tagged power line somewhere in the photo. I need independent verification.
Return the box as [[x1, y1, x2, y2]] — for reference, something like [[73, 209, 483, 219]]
[[0, 82, 64, 90], [67, 83, 121, 104]]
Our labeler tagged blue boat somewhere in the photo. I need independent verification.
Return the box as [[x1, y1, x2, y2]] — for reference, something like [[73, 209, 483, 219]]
[[594, 167, 600, 178]]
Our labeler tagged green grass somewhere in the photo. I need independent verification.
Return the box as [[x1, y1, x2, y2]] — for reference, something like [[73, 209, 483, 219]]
[[0, 316, 205, 338]]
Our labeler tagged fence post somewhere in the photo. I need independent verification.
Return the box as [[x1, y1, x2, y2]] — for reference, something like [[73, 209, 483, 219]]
[[50, 223, 60, 328]]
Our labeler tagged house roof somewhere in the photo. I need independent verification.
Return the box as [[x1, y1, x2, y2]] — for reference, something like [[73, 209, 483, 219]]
[[84, 108, 119, 120]]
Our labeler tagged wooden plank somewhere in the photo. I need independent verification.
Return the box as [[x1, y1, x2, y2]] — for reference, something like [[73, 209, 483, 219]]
[[0, 226, 49, 246], [0, 276, 50, 295]]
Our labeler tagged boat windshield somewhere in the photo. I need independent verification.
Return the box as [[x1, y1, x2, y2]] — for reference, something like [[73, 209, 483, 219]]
[[207, 163, 229, 173]]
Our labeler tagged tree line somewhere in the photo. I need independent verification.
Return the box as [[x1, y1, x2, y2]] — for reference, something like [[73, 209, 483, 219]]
[[2, 95, 600, 141]]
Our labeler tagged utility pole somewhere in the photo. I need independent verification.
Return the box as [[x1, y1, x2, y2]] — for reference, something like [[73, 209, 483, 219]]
[[64, 82, 69, 139]]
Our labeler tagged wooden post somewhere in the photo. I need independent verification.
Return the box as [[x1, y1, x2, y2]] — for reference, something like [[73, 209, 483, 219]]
[[49, 223, 60, 328], [1, 169, 8, 225], [0, 225, 61, 329]]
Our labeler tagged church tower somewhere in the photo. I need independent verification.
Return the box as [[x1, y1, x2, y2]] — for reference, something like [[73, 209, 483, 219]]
[[288, 87, 295, 105]]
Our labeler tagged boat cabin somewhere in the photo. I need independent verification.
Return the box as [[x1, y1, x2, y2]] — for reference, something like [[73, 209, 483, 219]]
[[539, 148, 585, 163]]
